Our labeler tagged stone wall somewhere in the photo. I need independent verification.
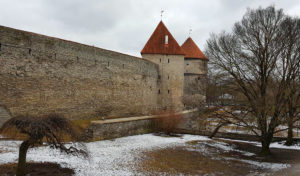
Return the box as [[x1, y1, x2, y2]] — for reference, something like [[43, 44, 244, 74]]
[[184, 59, 207, 75], [87, 118, 154, 140], [0, 25, 159, 120], [183, 59, 207, 106], [85, 109, 198, 140], [0, 106, 11, 127]]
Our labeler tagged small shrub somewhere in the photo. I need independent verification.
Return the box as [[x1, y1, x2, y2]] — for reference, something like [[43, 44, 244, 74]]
[[154, 110, 183, 136]]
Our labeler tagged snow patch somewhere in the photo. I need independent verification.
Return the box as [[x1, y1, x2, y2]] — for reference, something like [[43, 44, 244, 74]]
[[225, 157, 290, 171]]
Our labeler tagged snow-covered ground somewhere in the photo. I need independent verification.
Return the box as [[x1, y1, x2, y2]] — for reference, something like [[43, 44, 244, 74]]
[[219, 137, 300, 150], [0, 134, 296, 176]]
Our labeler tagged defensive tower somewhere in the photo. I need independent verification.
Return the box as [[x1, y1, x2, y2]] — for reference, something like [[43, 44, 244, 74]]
[[181, 37, 208, 105], [141, 21, 185, 110]]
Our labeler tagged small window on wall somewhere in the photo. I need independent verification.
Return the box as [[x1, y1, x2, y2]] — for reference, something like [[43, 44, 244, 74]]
[[168, 90, 170, 94], [168, 59, 170, 63], [158, 89, 161, 94], [160, 58, 161, 63], [186, 62, 189, 66], [198, 77, 200, 80], [168, 75, 170, 80], [158, 75, 161, 79], [165, 35, 168, 44]]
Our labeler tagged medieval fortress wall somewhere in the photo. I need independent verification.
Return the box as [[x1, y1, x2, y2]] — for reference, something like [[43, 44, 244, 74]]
[[0, 25, 160, 120]]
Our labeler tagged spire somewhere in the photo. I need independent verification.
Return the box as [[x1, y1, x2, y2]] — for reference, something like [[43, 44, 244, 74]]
[[181, 37, 208, 60], [141, 21, 185, 55]]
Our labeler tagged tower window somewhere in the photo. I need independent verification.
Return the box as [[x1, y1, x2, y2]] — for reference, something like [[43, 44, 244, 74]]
[[165, 35, 168, 44], [168, 59, 170, 63], [168, 90, 170, 94], [28, 49, 32, 55], [159, 58, 161, 63], [158, 89, 161, 94], [168, 75, 170, 80]]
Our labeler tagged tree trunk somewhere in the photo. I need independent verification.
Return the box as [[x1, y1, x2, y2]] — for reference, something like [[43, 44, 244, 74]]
[[285, 122, 294, 146], [260, 135, 272, 156], [16, 140, 31, 176], [209, 122, 228, 138]]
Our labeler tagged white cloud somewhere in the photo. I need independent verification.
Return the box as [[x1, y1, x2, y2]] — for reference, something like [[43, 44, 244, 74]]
[[0, 0, 299, 57]]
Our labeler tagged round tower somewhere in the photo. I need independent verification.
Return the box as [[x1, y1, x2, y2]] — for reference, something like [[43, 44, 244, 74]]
[[181, 37, 208, 107], [141, 21, 185, 111]]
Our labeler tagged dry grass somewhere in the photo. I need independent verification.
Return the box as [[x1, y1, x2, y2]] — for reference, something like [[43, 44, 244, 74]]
[[138, 147, 253, 176], [0, 162, 74, 176], [138, 139, 300, 176], [0, 117, 98, 142]]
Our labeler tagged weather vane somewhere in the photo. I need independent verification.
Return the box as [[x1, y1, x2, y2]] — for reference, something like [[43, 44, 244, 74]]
[[189, 28, 192, 37], [161, 10, 164, 20]]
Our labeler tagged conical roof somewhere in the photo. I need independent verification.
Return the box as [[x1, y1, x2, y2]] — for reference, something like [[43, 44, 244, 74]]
[[181, 37, 208, 60], [141, 21, 185, 55]]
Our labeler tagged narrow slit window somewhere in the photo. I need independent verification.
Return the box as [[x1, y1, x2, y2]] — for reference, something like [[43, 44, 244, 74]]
[[165, 35, 168, 44], [168, 75, 169, 80], [168, 59, 170, 63], [158, 89, 161, 94], [168, 90, 170, 94], [160, 58, 161, 63], [108, 61, 110, 67], [123, 64, 124, 68], [28, 49, 32, 55]]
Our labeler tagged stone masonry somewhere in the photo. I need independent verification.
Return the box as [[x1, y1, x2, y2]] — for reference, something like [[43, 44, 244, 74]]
[[0, 21, 207, 125], [0, 25, 159, 121]]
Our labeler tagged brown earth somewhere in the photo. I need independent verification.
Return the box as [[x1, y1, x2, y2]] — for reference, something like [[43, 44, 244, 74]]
[[138, 138, 300, 176], [0, 162, 74, 176]]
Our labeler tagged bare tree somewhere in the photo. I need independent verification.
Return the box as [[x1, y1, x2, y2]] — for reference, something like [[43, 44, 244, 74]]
[[0, 114, 88, 176], [283, 83, 300, 145], [278, 17, 300, 145], [206, 6, 300, 155]]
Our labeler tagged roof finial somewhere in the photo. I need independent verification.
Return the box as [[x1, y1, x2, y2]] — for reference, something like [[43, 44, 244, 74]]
[[189, 28, 192, 37], [161, 10, 164, 21]]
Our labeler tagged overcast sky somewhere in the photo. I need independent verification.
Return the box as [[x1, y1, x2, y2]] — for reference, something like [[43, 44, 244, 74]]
[[0, 0, 300, 57]]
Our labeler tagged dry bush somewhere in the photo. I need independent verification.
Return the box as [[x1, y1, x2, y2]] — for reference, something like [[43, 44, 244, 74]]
[[154, 110, 183, 136]]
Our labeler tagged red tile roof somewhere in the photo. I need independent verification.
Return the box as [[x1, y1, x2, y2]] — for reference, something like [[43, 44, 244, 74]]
[[181, 37, 208, 60], [141, 21, 185, 55]]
